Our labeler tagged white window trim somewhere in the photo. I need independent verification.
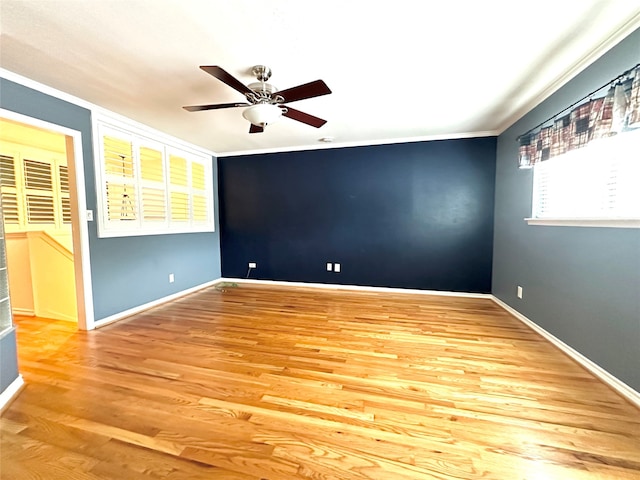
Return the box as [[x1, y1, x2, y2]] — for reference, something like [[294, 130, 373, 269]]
[[93, 114, 215, 238], [525, 217, 640, 228], [526, 129, 640, 229]]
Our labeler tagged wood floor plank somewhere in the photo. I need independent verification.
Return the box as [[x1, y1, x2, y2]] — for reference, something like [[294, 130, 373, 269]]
[[2, 284, 639, 479]]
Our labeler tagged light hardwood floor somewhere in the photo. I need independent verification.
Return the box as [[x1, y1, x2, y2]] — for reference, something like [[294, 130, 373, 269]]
[[2, 283, 639, 479]]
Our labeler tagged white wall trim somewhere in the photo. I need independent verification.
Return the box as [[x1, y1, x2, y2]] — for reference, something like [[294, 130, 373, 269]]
[[491, 295, 640, 409], [93, 279, 222, 329], [220, 277, 492, 299], [0, 375, 25, 412], [0, 108, 95, 330], [219, 130, 498, 157], [11, 308, 35, 317]]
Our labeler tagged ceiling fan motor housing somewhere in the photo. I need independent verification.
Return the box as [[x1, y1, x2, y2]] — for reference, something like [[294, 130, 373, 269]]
[[247, 82, 277, 99]]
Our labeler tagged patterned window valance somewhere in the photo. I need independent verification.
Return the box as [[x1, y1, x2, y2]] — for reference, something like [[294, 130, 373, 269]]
[[518, 63, 640, 168]]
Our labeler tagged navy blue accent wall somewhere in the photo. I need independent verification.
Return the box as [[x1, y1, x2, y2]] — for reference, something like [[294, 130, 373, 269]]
[[219, 138, 496, 293], [493, 28, 640, 390], [0, 79, 222, 321]]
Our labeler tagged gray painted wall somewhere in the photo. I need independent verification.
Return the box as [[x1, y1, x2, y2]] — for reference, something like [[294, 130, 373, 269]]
[[0, 79, 222, 321], [493, 28, 640, 390], [0, 329, 18, 392]]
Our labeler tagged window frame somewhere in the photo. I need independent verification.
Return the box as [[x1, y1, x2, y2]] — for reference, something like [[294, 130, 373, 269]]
[[525, 129, 640, 229], [93, 115, 215, 238]]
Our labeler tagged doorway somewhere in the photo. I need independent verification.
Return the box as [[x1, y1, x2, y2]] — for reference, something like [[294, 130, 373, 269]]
[[0, 110, 93, 330]]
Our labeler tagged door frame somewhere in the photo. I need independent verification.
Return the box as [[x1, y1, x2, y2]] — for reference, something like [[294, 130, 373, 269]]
[[0, 108, 95, 330]]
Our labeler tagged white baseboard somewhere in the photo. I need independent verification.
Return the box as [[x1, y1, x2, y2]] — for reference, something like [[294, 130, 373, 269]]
[[12, 308, 35, 316], [36, 309, 76, 322], [0, 375, 25, 412], [491, 296, 640, 409], [220, 277, 492, 299], [93, 279, 223, 329]]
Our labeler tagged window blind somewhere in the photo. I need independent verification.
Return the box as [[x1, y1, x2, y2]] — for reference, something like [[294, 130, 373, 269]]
[[532, 129, 640, 219]]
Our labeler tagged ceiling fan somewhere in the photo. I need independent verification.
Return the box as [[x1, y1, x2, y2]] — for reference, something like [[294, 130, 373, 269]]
[[183, 65, 332, 134]]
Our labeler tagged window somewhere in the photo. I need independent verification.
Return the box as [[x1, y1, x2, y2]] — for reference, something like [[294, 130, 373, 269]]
[[0, 153, 70, 230], [94, 119, 215, 237], [523, 63, 640, 228], [529, 129, 640, 227]]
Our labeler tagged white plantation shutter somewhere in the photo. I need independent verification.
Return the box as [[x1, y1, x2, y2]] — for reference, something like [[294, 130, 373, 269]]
[[0, 155, 16, 187], [102, 132, 138, 224], [0, 192, 19, 225], [94, 117, 214, 237], [24, 159, 53, 191], [61, 197, 72, 223], [59, 165, 69, 192], [59, 165, 71, 223], [26, 195, 55, 223], [191, 161, 209, 223], [24, 159, 56, 224], [139, 144, 166, 223], [0, 155, 19, 225], [532, 129, 640, 220], [169, 153, 190, 223], [0, 152, 70, 230]]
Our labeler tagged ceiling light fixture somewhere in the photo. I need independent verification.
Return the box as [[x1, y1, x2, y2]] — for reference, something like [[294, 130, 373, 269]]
[[242, 103, 283, 127]]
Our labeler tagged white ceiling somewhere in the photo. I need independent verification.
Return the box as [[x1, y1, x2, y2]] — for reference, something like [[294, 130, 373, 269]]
[[1, 1, 640, 156]]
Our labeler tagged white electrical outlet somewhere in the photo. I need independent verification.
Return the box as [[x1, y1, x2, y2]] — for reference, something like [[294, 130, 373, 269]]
[[86, 210, 94, 221], [326, 262, 333, 271], [334, 263, 341, 273], [248, 262, 257, 269], [517, 285, 523, 299], [169, 273, 175, 283]]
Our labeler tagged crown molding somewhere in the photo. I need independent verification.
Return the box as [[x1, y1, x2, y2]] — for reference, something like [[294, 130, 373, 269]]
[[495, 11, 640, 135], [218, 130, 499, 157]]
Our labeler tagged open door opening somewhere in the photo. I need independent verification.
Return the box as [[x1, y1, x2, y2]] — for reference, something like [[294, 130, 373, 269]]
[[0, 116, 90, 328]]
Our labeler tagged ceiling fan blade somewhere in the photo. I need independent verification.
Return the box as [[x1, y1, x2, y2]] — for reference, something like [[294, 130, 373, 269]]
[[249, 124, 264, 134], [183, 102, 250, 112], [276, 80, 331, 104], [282, 107, 327, 128], [200, 66, 254, 96]]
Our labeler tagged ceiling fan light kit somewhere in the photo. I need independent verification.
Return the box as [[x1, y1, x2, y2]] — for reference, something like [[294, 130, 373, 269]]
[[183, 65, 331, 134], [242, 103, 283, 127]]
